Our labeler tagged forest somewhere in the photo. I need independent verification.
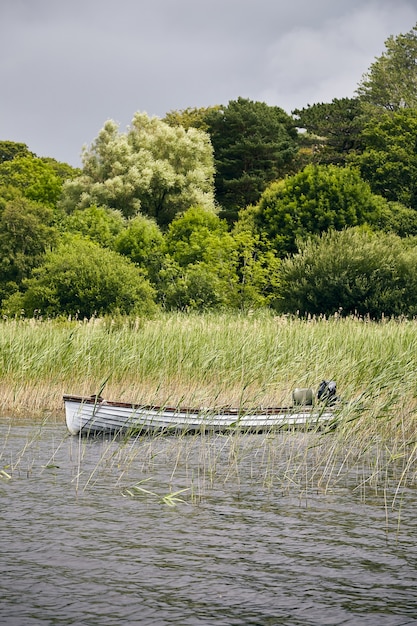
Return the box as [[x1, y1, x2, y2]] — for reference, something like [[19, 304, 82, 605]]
[[2, 23, 417, 320]]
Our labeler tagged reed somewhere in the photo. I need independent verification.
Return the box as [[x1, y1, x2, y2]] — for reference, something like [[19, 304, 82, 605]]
[[2, 311, 417, 417], [2, 311, 417, 405], [1, 311, 417, 503]]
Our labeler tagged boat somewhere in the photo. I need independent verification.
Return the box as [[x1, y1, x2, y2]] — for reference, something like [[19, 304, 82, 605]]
[[63, 381, 338, 436]]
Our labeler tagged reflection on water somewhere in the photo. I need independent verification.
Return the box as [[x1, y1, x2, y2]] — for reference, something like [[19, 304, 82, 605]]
[[1, 418, 417, 626]]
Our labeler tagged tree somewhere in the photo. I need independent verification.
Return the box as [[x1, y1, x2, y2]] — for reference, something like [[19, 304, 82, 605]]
[[0, 141, 34, 163], [276, 228, 417, 318], [163, 105, 221, 131], [114, 214, 165, 283], [164, 206, 230, 266], [158, 205, 281, 310], [353, 108, 417, 208], [0, 195, 57, 303], [0, 155, 64, 208], [293, 98, 364, 166], [231, 215, 281, 310], [40, 157, 81, 184], [2, 235, 157, 318], [60, 112, 216, 227], [157, 258, 235, 311], [371, 197, 417, 237], [203, 98, 299, 221], [158, 206, 237, 310], [254, 164, 380, 256], [356, 23, 417, 110], [64, 205, 126, 248]]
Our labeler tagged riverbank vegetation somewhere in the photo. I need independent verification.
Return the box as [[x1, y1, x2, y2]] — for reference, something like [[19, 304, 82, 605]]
[[1, 23, 417, 499], [1, 312, 416, 437], [1, 311, 416, 507], [2, 25, 417, 320]]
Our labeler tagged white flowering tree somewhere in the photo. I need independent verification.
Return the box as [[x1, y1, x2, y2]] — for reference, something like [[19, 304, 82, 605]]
[[60, 112, 216, 226]]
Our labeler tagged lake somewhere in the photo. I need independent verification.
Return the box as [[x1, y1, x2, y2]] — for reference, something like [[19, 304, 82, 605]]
[[1, 418, 417, 625]]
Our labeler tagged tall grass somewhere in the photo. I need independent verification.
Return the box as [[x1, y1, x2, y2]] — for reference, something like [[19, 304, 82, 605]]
[[1, 310, 417, 511], [1, 310, 417, 457], [1, 311, 416, 397]]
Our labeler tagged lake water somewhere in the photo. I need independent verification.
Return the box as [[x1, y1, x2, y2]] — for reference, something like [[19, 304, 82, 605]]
[[1, 418, 417, 626]]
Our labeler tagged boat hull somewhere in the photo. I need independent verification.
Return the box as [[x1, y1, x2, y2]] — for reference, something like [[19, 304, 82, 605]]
[[63, 395, 335, 436]]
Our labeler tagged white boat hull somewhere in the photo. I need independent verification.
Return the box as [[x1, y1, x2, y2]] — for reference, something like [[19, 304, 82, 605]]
[[63, 395, 335, 436]]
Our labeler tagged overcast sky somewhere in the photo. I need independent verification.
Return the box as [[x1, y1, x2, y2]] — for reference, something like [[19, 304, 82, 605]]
[[1, 0, 417, 167]]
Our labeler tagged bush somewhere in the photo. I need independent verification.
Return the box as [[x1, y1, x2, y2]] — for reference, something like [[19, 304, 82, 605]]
[[2, 235, 158, 318], [63, 205, 126, 248], [114, 214, 165, 282], [275, 227, 417, 318], [157, 257, 234, 311], [256, 164, 380, 256], [370, 198, 417, 237]]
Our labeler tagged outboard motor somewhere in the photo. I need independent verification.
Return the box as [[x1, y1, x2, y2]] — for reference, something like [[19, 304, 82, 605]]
[[292, 387, 314, 406], [317, 380, 338, 405]]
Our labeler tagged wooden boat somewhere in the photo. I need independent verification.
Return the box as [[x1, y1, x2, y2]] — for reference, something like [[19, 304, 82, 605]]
[[63, 382, 338, 436]]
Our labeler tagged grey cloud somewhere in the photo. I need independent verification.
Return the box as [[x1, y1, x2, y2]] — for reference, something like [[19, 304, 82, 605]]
[[1, 0, 416, 166]]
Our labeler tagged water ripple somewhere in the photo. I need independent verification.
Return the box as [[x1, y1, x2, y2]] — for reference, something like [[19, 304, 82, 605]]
[[1, 421, 417, 625]]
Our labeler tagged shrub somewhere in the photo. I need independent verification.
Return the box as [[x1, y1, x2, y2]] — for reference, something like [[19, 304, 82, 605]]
[[2, 235, 158, 318], [256, 164, 380, 256], [275, 227, 417, 318]]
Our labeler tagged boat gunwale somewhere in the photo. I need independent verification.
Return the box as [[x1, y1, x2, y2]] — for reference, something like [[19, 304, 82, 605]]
[[62, 394, 323, 416]]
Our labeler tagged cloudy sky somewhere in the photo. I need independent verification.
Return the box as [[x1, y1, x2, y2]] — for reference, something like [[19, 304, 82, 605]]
[[2, 0, 417, 167]]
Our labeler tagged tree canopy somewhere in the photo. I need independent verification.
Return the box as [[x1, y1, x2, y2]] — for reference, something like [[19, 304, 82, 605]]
[[203, 98, 299, 221], [3, 22, 417, 319], [253, 164, 380, 256], [0, 196, 57, 302], [0, 141, 34, 163], [0, 156, 64, 208], [293, 98, 364, 166], [60, 112, 216, 227], [63, 205, 126, 248], [357, 23, 417, 110], [157, 206, 236, 310], [114, 214, 165, 283], [353, 108, 417, 209], [163, 105, 221, 131], [276, 228, 417, 318], [2, 236, 157, 318]]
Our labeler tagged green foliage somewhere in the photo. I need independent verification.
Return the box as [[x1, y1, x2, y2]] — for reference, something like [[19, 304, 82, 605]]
[[163, 105, 221, 131], [276, 228, 417, 318], [2, 235, 157, 318], [255, 164, 379, 256], [230, 227, 281, 310], [293, 98, 365, 165], [353, 108, 417, 208], [158, 206, 281, 311], [60, 113, 216, 226], [204, 97, 298, 220], [0, 184, 25, 203], [0, 195, 58, 303], [158, 207, 236, 310], [157, 258, 234, 311], [0, 141, 34, 163], [40, 157, 81, 183], [0, 156, 63, 207], [357, 23, 417, 110], [114, 214, 165, 282], [64, 205, 126, 248], [164, 206, 229, 266], [4, 20, 417, 319], [369, 196, 417, 236]]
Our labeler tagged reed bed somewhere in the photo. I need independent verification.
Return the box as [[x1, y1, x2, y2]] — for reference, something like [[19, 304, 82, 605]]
[[1, 311, 417, 501], [1, 311, 417, 414]]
